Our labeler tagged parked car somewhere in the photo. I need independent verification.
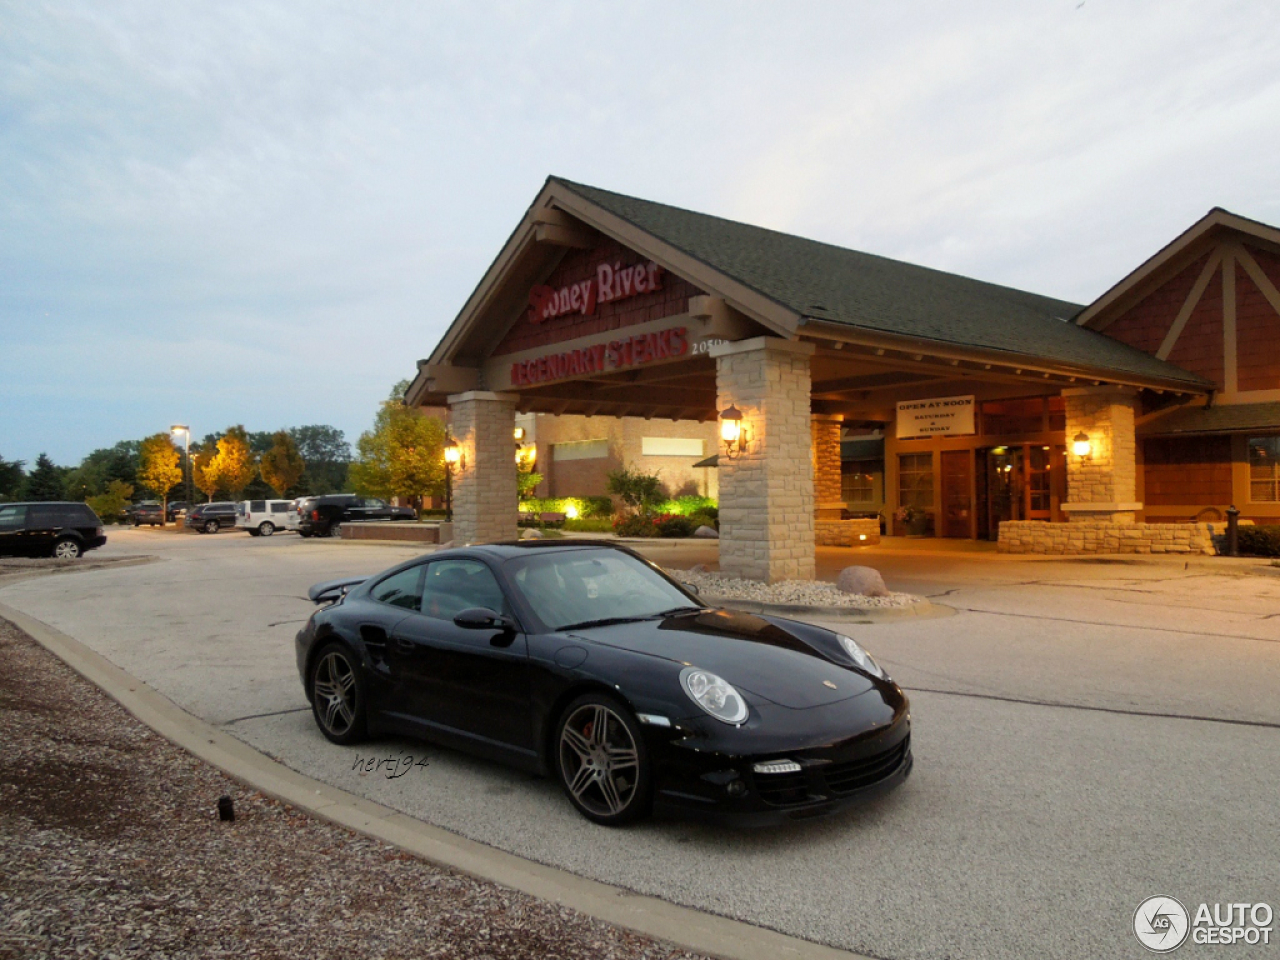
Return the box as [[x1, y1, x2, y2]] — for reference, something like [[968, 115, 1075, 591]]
[[124, 500, 160, 523], [166, 501, 190, 522], [236, 499, 296, 537], [296, 494, 416, 538], [185, 502, 237, 533], [132, 503, 165, 527], [297, 541, 911, 825], [0, 502, 107, 559]]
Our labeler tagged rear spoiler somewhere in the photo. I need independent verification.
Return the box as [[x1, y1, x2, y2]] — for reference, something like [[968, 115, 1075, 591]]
[[307, 576, 368, 604]]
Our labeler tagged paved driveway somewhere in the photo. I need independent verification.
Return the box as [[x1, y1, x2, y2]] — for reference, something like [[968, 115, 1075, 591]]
[[3, 528, 1278, 959]]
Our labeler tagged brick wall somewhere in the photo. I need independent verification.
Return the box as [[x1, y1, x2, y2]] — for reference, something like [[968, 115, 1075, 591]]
[[449, 392, 518, 543], [999, 520, 1214, 555], [1142, 436, 1233, 506], [1064, 389, 1138, 518], [816, 518, 880, 547]]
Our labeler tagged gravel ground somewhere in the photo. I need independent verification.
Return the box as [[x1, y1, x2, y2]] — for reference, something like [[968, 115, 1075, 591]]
[[669, 569, 919, 609], [0, 617, 710, 960]]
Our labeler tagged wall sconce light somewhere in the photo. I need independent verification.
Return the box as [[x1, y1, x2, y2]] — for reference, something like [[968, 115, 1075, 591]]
[[443, 437, 463, 469], [1071, 432, 1092, 457], [720, 404, 748, 460], [513, 427, 525, 442]]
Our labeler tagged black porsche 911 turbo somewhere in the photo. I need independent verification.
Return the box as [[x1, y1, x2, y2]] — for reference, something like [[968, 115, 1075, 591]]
[[296, 540, 912, 826]]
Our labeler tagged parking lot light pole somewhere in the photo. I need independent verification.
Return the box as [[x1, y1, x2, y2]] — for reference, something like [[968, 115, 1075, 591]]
[[171, 425, 191, 513]]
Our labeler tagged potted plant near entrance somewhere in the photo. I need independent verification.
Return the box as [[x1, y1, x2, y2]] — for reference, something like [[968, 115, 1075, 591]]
[[896, 505, 930, 537]]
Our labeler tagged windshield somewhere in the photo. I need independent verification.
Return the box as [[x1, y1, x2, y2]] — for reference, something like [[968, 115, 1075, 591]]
[[507, 549, 699, 631]]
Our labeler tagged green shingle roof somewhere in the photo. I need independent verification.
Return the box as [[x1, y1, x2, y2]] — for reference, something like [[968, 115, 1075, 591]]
[[553, 177, 1213, 391]]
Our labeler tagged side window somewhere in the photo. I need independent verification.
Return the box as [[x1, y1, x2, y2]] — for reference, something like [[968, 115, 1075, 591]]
[[369, 565, 425, 612], [29, 505, 60, 526], [421, 559, 507, 621], [0, 505, 28, 530], [364, 498, 385, 509], [250, 500, 266, 511], [72, 505, 98, 525], [271, 503, 289, 514]]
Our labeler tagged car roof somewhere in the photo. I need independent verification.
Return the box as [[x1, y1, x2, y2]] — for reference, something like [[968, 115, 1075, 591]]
[[445, 540, 630, 561]]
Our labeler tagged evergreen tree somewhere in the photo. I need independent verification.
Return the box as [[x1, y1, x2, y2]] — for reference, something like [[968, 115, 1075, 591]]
[[23, 453, 66, 501]]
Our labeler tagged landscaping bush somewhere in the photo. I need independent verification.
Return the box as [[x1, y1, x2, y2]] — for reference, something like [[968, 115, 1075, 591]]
[[582, 495, 614, 517], [687, 511, 718, 531], [613, 513, 658, 537], [655, 514, 695, 538], [607, 466, 664, 512], [655, 495, 717, 517], [1238, 525, 1280, 557]]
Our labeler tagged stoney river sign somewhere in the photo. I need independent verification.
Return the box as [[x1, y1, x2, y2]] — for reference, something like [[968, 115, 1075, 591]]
[[896, 395, 976, 438]]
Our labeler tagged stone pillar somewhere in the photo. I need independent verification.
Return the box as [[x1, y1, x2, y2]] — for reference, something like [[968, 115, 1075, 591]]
[[712, 338, 815, 582], [811, 415, 844, 523], [1061, 387, 1142, 523], [447, 391, 518, 544]]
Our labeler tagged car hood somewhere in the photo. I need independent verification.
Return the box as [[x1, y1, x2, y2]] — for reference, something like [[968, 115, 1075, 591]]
[[571, 609, 877, 709]]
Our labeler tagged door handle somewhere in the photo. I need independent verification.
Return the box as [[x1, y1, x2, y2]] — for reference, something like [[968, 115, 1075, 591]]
[[394, 636, 415, 653]]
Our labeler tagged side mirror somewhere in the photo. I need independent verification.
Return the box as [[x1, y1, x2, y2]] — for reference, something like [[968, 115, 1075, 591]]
[[453, 607, 515, 632]]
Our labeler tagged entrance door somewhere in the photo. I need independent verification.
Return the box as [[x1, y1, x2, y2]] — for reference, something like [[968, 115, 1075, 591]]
[[940, 450, 973, 538], [983, 446, 1024, 540]]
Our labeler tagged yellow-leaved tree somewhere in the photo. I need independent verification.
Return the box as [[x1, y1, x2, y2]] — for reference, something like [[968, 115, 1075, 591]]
[[349, 383, 445, 507], [259, 430, 305, 497], [137, 433, 184, 520], [208, 426, 256, 501]]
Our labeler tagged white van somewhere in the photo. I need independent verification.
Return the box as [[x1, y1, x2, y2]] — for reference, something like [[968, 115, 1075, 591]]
[[236, 499, 297, 536]]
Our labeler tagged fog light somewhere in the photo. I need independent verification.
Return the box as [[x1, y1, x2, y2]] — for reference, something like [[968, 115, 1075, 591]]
[[726, 780, 747, 797], [753, 759, 802, 775]]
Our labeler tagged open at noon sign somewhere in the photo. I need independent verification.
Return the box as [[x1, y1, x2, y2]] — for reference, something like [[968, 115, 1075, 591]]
[[896, 396, 975, 438]]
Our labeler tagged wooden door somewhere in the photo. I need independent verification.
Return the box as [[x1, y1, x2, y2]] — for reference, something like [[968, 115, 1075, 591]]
[[940, 450, 973, 539]]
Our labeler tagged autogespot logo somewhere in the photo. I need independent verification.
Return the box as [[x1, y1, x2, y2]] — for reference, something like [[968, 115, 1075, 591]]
[[1134, 896, 1190, 953]]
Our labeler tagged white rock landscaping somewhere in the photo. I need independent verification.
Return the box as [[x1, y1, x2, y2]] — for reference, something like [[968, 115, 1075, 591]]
[[671, 568, 920, 610]]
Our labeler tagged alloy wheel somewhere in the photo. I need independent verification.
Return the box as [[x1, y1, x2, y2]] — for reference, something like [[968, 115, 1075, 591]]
[[557, 701, 643, 820], [312, 650, 359, 739]]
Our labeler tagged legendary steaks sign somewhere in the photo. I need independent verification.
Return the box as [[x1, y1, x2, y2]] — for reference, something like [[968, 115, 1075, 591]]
[[511, 327, 688, 386], [528, 260, 664, 324]]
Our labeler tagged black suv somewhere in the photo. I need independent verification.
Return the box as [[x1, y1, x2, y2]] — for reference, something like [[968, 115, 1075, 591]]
[[185, 501, 237, 533], [0, 502, 107, 559], [296, 494, 416, 537], [132, 503, 164, 526]]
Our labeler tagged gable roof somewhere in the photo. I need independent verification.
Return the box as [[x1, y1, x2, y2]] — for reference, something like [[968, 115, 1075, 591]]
[[416, 177, 1214, 398], [1140, 401, 1280, 437], [1076, 207, 1280, 331], [551, 178, 1211, 391]]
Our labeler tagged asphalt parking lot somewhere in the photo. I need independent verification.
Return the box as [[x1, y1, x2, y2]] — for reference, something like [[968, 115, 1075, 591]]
[[3, 527, 1279, 959]]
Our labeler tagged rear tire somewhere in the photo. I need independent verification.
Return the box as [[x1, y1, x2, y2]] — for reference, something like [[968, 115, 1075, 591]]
[[258, 521, 274, 536], [205, 519, 220, 533], [52, 538, 82, 560], [310, 644, 367, 745], [329, 520, 343, 538]]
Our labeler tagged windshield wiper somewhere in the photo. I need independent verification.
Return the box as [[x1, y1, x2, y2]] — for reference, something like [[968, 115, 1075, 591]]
[[650, 605, 708, 619]]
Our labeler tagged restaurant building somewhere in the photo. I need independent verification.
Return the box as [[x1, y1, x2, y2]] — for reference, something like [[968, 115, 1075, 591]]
[[407, 179, 1280, 581]]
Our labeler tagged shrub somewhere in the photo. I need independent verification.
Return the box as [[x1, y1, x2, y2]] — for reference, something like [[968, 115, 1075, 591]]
[[1238, 525, 1280, 557], [607, 466, 664, 512], [612, 513, 658, 538], [655, 514, 695, 538], [655, 495, 717, 517], [687, 511, 718, 531], [582, 495, 614, 517]]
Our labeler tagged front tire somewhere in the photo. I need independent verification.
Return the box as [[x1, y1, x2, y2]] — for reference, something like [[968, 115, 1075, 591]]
[[52, 538, 82, 560], [258, 521, 274, 536], [205, 519, 220, 533], [310, 644, 367, 745], [554, 694, 652, 825]]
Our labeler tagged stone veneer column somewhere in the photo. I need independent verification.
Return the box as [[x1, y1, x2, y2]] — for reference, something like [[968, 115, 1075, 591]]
[[811, 415, 844, 523], [712, 338, 816, 583], [1061, 386, 1141, 523], [447, 391, 518, 544]]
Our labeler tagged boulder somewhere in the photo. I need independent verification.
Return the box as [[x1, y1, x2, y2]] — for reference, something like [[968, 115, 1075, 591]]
[[837, 565, 889, 597], [693, 525, 719, 539], [521, 528, 544, 539]]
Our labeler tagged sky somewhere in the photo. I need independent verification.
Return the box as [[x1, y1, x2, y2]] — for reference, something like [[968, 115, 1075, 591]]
[[3, 1, 1279, 467]]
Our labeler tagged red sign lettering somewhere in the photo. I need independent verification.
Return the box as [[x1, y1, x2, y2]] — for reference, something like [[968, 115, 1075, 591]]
[[528, 260, 664, 324], [510, 327, 688, 387]]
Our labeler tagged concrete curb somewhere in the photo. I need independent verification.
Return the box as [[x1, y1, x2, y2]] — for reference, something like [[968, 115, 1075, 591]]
[[0, 599, 874, 960]]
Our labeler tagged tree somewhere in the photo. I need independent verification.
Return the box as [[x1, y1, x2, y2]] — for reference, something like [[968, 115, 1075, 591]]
[[63, 441, 139, 501], [137, 433, 184, 516], [192, 451, 220, 502], [259, 431, 305, 497], [349, 388, 445, 505], [0, 453, 26, 502], [606, 465, 664, 514], [207, 426, 257, 501], [87, 479, 134, 523], [23, 453, 66, 501], [289, 424, 351, 494]]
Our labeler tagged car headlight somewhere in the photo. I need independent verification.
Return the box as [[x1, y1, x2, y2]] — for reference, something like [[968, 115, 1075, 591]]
[[838, 634, 889, 681], [680, 667, 748, 724]]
